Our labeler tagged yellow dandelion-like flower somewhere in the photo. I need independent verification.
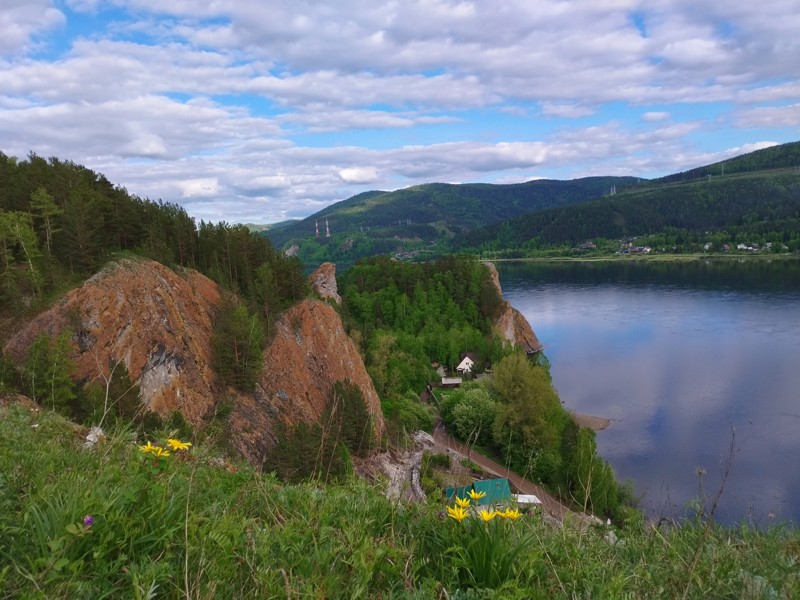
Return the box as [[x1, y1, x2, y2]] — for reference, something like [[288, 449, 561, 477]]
[[447, 505, 469, 523], [468, 489, 486, 502], [139, 441, 157, 454], [500, 508, 523, 520], [478, 509, 497, 522], [167, 439, 192, 451], [153, 447, 171, 458], [455, 496, 471, 509]]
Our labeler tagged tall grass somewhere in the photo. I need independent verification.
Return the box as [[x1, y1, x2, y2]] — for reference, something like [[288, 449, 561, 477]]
[[1, 404, 798, 598]]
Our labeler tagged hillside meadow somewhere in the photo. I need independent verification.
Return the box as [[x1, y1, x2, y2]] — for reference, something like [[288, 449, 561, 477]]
[[1, 403, 798, 599]]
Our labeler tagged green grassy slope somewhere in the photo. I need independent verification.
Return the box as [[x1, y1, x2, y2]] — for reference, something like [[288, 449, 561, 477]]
[[1, 404, 797, 598]]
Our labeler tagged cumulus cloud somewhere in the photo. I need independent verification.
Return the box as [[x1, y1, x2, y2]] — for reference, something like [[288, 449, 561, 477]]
[[0, 0, 65, 54], [338, 167, 379, 183], [642, 111, 670, 122], [0, 0, 798, 222]]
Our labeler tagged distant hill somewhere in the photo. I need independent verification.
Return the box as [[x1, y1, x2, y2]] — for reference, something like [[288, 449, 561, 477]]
[[456, 141, 800, 254], [245, 220, 299, 233], [263, 177, 637, 266]]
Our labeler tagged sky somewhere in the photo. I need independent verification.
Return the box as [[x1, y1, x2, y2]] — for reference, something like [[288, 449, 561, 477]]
[[2, 0, 799, 224]]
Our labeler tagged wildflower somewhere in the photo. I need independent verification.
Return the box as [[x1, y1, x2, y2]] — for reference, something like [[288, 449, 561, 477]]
[[500, 508, 522, 520], [468, 489, 486, 502], [478, 509, 497, 522], [447, 505, 469, 523], [167, 439, 192, 451], [139, 441, 157, 454], [455, 496, 471, 509], [83, 515, 94, 527], [153, 447, 171, 458]]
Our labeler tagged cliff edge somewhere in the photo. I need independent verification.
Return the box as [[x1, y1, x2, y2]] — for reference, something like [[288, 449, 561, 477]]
[[484, 262, 544, 354], [3, 259, 385, 468]]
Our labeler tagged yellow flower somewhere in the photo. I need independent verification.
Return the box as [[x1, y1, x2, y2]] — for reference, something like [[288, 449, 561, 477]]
[[500, 508, 522, 520], [167, 439, 192, 451], [153, 447, 171, 458], [478, 509, 497, 522], [468, 489, 486, 502], [455, 496, 471, 509], [139, 441, 157, 454], [447, 505, 469, 523]]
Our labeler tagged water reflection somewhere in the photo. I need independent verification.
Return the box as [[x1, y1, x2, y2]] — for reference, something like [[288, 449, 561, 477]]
[[498, 259, 800, 525]]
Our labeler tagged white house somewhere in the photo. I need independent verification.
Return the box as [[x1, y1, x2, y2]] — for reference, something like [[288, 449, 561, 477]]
[[456, 355, 475, 374]]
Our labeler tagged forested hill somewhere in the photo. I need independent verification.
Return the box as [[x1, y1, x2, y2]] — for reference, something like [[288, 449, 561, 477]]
[[0, 152, 307, 322], [456, 141, 800, 254], [263, 177, 636, 265]]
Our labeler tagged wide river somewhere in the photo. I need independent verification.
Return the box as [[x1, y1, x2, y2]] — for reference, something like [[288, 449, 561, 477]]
[[497, 259, 800, 526]]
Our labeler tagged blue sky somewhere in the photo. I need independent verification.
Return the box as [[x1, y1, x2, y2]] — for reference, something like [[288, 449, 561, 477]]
[[1, 0, 799, 223]]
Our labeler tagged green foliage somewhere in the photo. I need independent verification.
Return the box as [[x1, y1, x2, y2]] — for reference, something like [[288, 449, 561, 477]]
[[0, 152, 307, 322], [0, 352, 20, 393], [1, 404, 799, 598], [266, 177, 637, 266], [381, 391, 435, 443], [341, 254, 510, 407], [212, 295, 264, 391], [23, 331, 76, 413], [326, 379, 377, 458], [265, 419, 352, 483], [74, 360, 142, 426], [451, 387, 496, 446], [458, 143, 800, 256], [491, 353, 564, 457]]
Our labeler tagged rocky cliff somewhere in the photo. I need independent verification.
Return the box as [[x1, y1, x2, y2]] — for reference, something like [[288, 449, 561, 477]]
[[309, 262, 341, 304], [4, 259, 220, 423], [3, 259, 384, 466], [227, 298, 384, 466], [484, 262, 543, 354]]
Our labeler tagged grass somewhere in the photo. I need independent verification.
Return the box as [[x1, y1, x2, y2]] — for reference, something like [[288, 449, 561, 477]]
[[1, 403, 798, 599]]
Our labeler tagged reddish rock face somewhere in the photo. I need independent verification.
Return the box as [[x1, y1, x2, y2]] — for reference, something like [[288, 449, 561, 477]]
[[483, 262, 543, 354], [4, 258, 385, 468], [3, 259, 221, 423], [228, 299, 384, 466], [309, 262, 341, 304]]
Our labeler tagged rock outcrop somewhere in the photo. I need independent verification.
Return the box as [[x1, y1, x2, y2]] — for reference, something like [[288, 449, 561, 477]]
[[228, 298, 384, 465], [484, 262, 544, 354], [3, 259, 385, 458], [309, 262, 341, 304], [3, 259, 221, 423]]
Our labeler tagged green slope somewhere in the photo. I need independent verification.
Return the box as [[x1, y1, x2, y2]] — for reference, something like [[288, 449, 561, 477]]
[[456, 141, 800, 253], [264, 176, 637, 266]]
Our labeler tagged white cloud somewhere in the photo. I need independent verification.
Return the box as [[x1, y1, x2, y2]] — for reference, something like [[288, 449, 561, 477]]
[[734, 104, 800, 129], [642, 111, 670, 122], [0, 0, 798, 223], [540, 103, 596, 119], [178, 178, 221, 198], [339, 167, 379, 183], [0, 0, 64, 54]]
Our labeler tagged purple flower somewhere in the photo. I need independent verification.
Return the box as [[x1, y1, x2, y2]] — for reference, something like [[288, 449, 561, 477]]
[[83, 515, 94, 527]]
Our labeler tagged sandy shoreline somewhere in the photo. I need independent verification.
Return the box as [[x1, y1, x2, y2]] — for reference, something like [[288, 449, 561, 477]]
[[571, 412, 611, 431]]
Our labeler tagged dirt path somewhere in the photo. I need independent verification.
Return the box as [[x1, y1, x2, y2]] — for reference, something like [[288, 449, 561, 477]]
[[431, 423, 576, 520]]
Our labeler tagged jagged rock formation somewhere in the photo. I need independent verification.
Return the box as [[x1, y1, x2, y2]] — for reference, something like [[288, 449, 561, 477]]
[[228, 298, 384, 465], [3, 259, 385, 462], [3, 259, 221, 423], [484, 262, 544, 354], [309, 262, 341, 304]]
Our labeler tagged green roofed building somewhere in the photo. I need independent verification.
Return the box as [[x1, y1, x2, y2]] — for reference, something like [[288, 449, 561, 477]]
[[444, 478, 512, 506]]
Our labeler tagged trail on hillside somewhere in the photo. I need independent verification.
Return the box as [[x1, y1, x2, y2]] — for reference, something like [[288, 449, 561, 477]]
[[431, 422, 577, 520]]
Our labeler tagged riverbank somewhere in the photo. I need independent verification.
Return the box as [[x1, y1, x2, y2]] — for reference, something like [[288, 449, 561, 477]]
[[572, 412, 610, 431], [488, 252, 800, 264]]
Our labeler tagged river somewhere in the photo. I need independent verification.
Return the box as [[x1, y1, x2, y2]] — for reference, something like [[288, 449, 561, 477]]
[[497, 259, 800, 526]]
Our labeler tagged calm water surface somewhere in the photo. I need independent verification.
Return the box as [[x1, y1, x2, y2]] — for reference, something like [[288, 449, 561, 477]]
[[497, 259, 800, 525]]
